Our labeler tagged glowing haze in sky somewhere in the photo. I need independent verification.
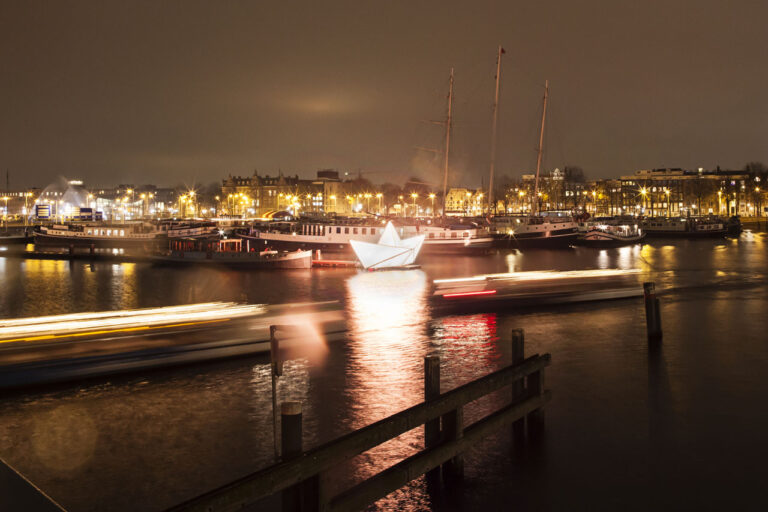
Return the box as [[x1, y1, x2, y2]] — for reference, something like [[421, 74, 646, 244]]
[[2, 0, 767, 188]]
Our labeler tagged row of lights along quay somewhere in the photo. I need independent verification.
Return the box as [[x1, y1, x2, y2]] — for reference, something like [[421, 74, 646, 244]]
[[1, 166, 766, 225]]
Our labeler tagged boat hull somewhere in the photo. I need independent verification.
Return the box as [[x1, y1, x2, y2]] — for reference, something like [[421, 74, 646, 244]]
[[0, 235, 33, 245], [151, 250, 312, 269], [575, 232, 646, 248], [238, 234, 493, 255], [642, 230, 726, 239], [494, 229, 579, 249], [33, 232, 161, 249]]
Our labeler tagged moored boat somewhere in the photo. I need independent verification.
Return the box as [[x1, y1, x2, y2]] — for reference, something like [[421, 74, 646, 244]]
[[238, 219, 493, 256], [33, 221, 219, 249], [0, 232, 33, 245], [491, 212, 580, 249], [575, 221, 645, 248], [640, 216, 727, 238], [34, 223, 161, 249], [153, 238, 311, 269]]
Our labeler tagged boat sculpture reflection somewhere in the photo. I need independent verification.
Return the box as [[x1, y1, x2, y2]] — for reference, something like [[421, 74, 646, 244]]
[[350, 222, 425, 270]]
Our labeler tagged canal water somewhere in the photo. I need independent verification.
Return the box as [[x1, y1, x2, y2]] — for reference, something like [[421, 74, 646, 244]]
[[0, 233, 767, 511]]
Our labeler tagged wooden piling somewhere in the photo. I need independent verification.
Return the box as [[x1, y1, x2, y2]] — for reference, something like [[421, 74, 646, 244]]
[[424, 356, 441, 482], [526, 365, 545, 441], [643, 282, 663, 341], [89, 244, 95, 255], [441, 407, 463, 483], [511, 329, 526, 446], [281, 402, 302, 512]]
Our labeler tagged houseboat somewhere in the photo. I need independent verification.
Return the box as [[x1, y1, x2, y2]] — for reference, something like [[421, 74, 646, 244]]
[[33, 221, 219, 249], [491, 211, 580, 249], [153, 238, 311, 269], [238, 219, 493, 255], [34, 224, 161, 249], [574, 218, 645, 248], [640, 216, 728, 238]]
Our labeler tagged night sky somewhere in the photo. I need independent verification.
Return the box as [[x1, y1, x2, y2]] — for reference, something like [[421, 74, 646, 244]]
[[2, 0, 767, 189]]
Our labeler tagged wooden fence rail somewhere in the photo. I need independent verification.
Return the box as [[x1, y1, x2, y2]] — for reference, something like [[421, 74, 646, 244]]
[[167, 330, 551, 512]]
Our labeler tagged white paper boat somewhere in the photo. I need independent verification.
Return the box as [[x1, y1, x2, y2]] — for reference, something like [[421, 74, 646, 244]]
[[350, 222, 425, 270]]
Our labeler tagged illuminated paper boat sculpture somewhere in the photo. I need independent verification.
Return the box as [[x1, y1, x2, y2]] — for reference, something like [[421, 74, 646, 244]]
[[350, 222, 425, 270]]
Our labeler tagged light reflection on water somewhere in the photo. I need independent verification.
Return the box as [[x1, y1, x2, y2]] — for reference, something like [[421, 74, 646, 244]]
[[341, 270, 430, 502], [0, 234, 767, 511]]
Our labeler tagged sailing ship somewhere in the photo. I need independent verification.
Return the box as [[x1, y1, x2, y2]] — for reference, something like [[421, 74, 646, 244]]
[[489, 79, 579, 249]]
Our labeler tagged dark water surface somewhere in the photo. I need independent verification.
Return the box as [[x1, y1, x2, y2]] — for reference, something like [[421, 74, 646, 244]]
[[1, 233, 767, 511]]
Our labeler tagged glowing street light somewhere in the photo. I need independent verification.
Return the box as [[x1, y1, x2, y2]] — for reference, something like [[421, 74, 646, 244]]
[[1, 196, 8, 229]]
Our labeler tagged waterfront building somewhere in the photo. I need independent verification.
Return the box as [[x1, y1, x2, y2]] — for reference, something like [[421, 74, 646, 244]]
[[611, 168, 764, 217], [221, 170, 347, 217], [445, 188, 484, 216]]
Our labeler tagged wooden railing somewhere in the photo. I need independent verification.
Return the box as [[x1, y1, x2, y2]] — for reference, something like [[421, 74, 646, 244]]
[[167, 329, 550, 512]]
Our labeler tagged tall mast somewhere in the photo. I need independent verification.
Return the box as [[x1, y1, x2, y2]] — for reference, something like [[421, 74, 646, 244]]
[[442, 67, 454, 218], [533, 79, 549, 215], [488, 46, 503, 215]]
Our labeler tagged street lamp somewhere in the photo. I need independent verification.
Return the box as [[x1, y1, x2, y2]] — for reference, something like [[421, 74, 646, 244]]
[[364, 193, 372, 212], [429, 193, 436, 217], [1, 196, 8, 230], [23, 192, 33, 226], [376, 193, 382, 213], [411, 193, 418, 217]]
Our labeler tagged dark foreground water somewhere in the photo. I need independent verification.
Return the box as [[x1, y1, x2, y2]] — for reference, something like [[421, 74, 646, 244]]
[[1, 233, 767, 511]]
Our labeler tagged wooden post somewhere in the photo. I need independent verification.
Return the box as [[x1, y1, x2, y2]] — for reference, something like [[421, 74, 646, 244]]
[[271, 326, 284, 462], [527, 358, 545, 442], [281, 402, 302, 512], [89, 244, 95, 255], [68, 244, 74, 256], [511, 329, 526, 446], [643, 282, 663, 341], [424, 356, 441, 482], [441, 408, 463, 483]]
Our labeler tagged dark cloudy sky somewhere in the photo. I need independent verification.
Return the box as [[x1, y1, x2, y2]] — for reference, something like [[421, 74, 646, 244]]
[[2, 0, 767, 189]]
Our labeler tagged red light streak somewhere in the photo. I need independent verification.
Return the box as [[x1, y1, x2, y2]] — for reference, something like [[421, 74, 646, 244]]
[[442, 290, 497, 299]]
